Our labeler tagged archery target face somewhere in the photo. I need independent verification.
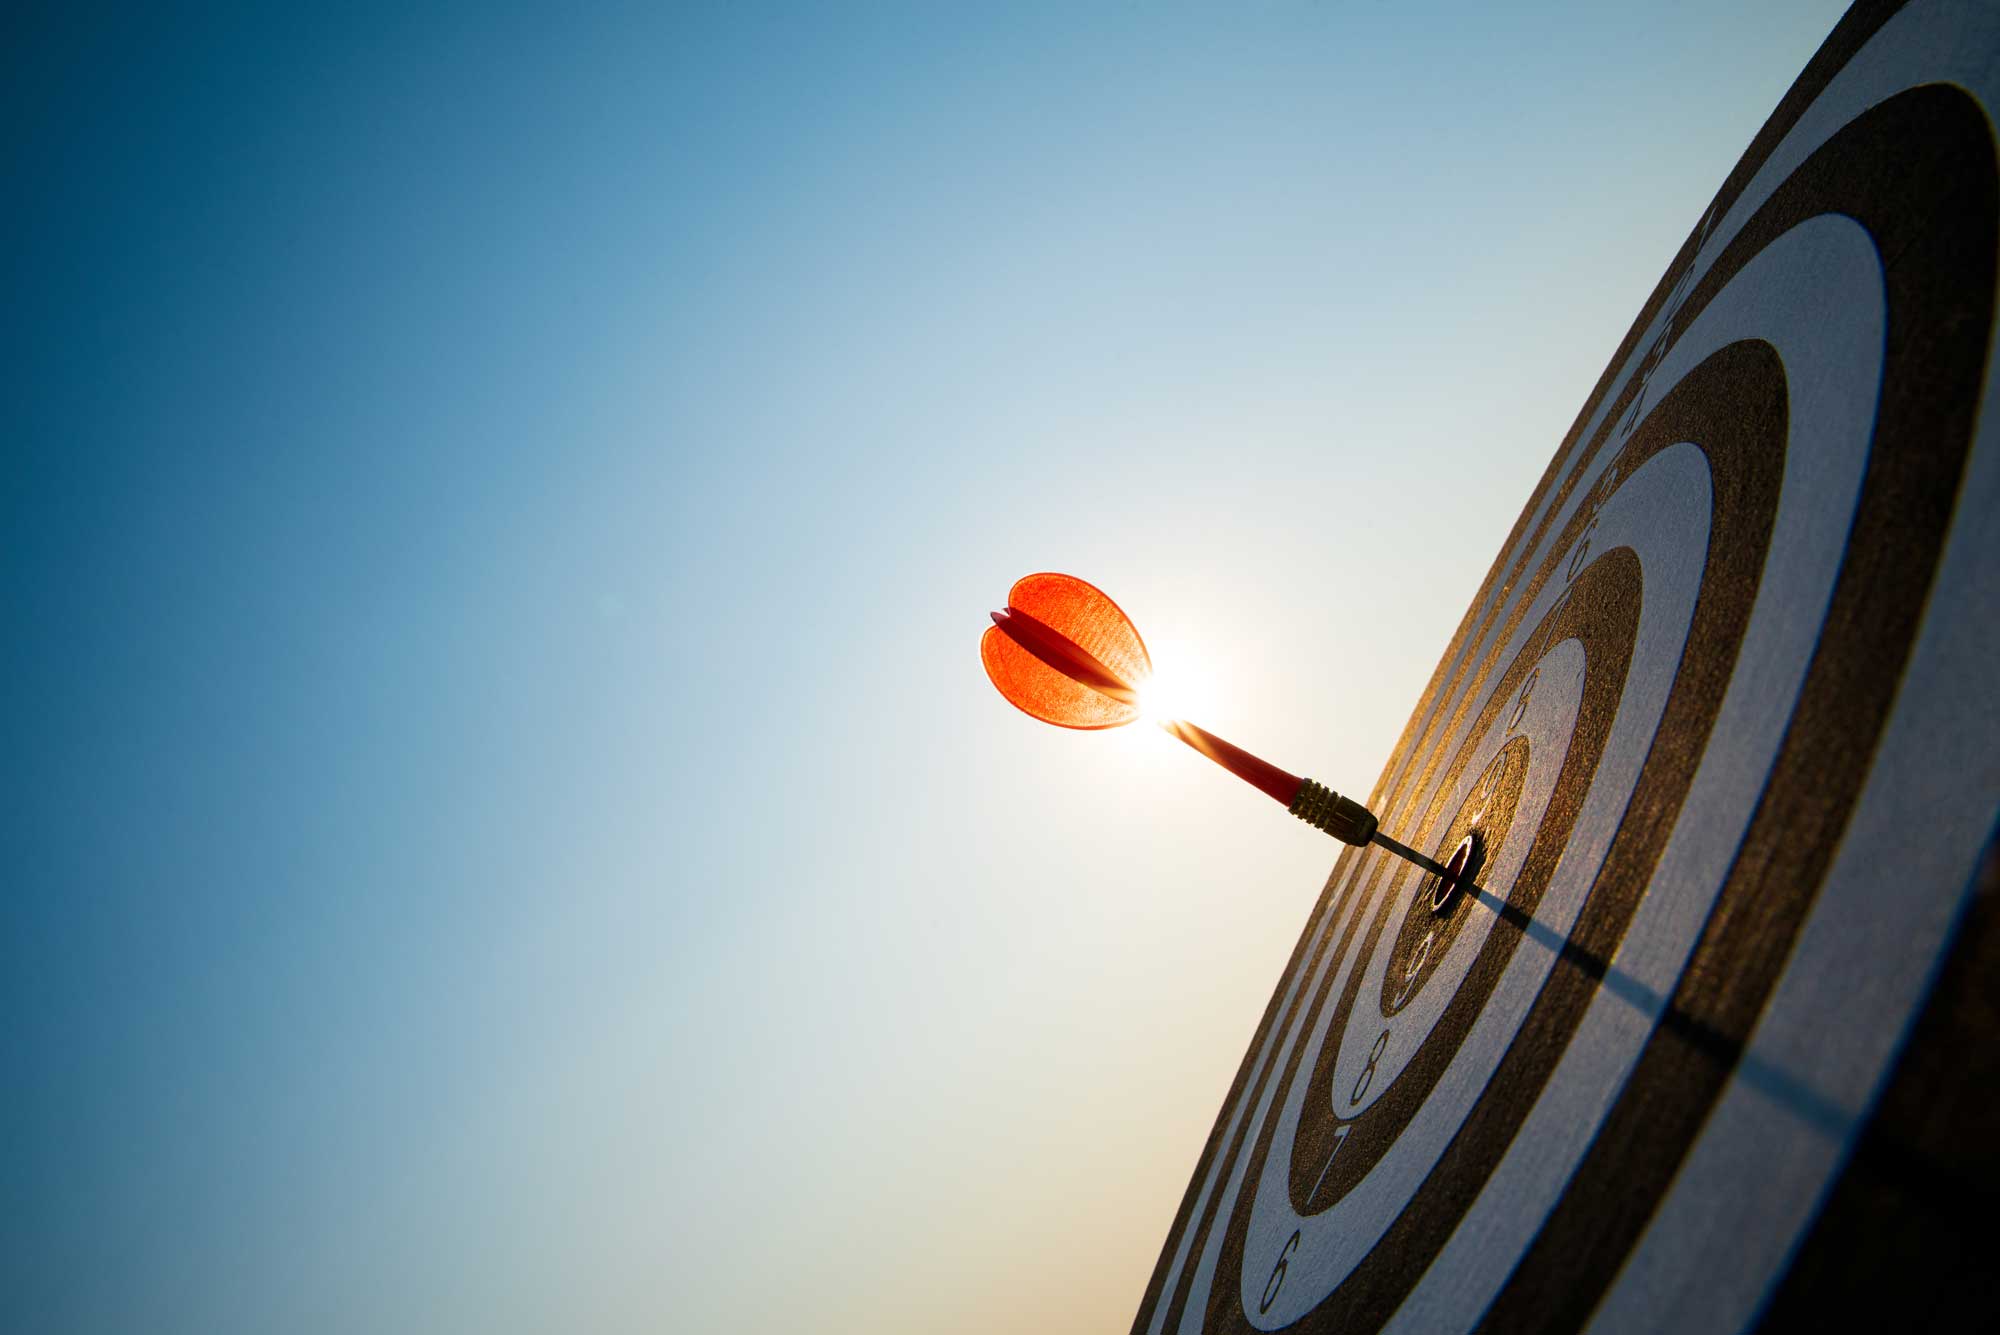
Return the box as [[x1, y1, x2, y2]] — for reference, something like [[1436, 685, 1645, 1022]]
[[1134, 2, 2000, 1331]]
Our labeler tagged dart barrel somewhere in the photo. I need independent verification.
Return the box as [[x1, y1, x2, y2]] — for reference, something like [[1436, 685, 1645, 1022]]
[[1288, 778, 1377, 846]]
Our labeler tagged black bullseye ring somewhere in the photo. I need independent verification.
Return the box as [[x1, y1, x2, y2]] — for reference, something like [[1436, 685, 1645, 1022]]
[[1427, 833, 1481, 915]]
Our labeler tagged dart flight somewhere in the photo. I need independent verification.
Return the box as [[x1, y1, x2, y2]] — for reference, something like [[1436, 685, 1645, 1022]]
[[981, 572, 1456, 883]]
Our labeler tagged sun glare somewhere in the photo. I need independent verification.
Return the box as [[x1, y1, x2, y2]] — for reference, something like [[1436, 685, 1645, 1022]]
[[1136, 639, 1219, 726], [1136, 671, 1184, 724]]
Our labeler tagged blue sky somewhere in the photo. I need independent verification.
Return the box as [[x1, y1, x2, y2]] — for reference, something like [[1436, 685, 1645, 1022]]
[[6, 3, 1848, 1331]]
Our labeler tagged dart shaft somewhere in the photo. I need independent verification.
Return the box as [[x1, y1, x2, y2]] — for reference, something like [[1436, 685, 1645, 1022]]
[[1161, 719, 1302, 806], [1370, 829, 1455, 881], [1158, 717, 1384, 847]]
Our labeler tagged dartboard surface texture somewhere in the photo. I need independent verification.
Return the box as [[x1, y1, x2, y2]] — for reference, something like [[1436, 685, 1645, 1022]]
[[1133, 2, 2000, 1331]]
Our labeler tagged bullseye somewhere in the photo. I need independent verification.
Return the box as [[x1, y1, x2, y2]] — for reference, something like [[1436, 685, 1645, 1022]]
[[1427, 833, 1479, 914]]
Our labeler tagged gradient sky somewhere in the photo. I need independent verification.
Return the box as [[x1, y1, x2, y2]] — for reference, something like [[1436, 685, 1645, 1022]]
[[7, 3, 1849, 1332]]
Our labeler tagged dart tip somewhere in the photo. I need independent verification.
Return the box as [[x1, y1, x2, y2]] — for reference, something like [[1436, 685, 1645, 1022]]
[[990, 609, 1009, 626]]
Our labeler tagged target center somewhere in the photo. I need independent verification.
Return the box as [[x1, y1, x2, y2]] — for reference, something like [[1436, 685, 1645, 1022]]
[[1428, 833, 1483, 914]]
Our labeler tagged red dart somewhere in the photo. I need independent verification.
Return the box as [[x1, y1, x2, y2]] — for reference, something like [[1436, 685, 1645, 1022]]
[[980, 572, 1459, 883]]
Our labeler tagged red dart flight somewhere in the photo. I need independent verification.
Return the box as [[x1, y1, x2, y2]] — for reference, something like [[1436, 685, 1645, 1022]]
[[981, 572, 1459, 882]]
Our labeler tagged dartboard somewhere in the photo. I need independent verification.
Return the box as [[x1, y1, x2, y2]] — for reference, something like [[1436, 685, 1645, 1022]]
[[1133, 2, 2000, 1331]]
